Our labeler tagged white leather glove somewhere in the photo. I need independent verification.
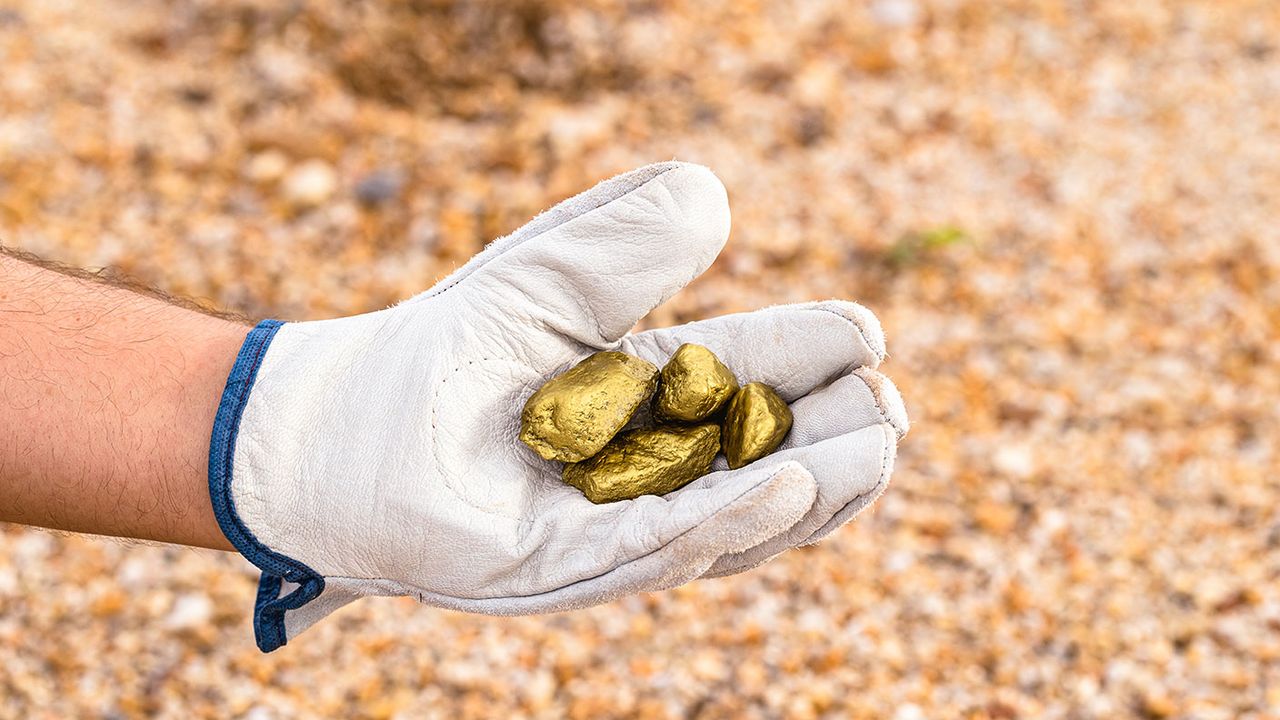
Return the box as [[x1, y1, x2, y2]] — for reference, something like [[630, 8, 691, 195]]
[[209, 161, 908, 652]]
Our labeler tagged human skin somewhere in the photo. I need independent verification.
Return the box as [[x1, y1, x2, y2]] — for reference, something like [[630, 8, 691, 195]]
[[0, 248, 244, 551]]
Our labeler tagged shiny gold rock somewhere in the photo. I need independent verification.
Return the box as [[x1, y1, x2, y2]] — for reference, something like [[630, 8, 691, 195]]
[[563, 424, 720, 504], [520, 351, 659, 462], [652, 343, 739, 423], [721, 382, 793, 469]]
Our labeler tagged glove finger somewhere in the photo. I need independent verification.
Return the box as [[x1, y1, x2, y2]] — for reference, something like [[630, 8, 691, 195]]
[[582, 459, 818, 594], [703, 367, 905, 472], [700, 423, 897, 579], [409, 162, 688, 304], [463, 161, 730, 346], [547, 457, 818, 586], [772, 367, 907, 450], [411, 461, 818, 616], [619, 300, 886, 402]]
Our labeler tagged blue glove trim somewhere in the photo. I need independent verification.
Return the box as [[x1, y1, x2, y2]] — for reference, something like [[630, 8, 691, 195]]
[[209, 319, 325, 653]]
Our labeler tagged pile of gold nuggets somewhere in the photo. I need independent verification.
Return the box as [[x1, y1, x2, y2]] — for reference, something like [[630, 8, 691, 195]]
[[520, 345, 793, 503]]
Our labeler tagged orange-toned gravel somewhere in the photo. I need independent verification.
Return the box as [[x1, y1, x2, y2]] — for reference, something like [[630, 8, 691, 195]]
[[2, 1, 1278, 718]]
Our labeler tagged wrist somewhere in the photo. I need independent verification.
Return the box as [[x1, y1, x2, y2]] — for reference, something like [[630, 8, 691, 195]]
[[0, 248, 253, 550], [181, 314, 253, 551]]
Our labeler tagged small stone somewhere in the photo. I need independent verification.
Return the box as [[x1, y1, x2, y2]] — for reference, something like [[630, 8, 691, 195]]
[[164, 593, 214, 630], [522, 670, 557, 711], [563, 424, 719, 503], [721, 383, 793, 469], [993, 443, 1036, 479], [90, 589, 127, 618], [282, 159, 338, 208], [354, 169, 404, 206], [974, 500, 1018, 533], [653, 343, 738, 423], [894, 705, 926, 720], [870, 0, 921, 27], [520, 352, 659, 462], [245, 150, 289, 184], [1140, 691, 1177, 718], [689, 649, 728, 681]]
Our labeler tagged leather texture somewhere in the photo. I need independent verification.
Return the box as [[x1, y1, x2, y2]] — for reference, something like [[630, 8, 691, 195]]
[[226, 162, 908, 645]]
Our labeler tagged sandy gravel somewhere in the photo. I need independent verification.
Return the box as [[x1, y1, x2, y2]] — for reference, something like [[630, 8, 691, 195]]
[[2, 1, 1278, 718]]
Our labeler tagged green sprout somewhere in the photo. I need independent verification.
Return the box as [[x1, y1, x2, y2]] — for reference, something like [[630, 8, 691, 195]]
[[887, 225, 971, 267]]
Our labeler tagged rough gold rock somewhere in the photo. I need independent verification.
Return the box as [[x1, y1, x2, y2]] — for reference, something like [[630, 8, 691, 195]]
[[563, 424, 720, 503], [520, 351, 659, 462], [652, 343, 739, 423], [721, 382, 793, 469]]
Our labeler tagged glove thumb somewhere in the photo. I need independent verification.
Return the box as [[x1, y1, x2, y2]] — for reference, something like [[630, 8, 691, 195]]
[[461, 161, 731, 345]]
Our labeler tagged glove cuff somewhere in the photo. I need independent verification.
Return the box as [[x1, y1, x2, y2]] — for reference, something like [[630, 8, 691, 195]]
[[209, 318, 325, 653]]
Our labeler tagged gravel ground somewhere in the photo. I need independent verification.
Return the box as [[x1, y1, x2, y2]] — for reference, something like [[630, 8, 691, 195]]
[[2, 1, 1279, 718]]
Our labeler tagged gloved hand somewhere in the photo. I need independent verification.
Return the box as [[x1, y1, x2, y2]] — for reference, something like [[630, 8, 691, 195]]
[[209, 161, 908, 652]]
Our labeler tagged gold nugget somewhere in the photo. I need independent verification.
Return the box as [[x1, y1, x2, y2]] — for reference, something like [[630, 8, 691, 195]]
[[563, 424, 720, 503], [722, 382, 793, 469], [520, 352, 659, 462], [652, 343, 739, 423]]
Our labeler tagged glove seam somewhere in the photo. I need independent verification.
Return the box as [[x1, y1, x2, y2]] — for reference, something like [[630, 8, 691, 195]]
[[429, 356, 544, 522], [855, 368, 895, 428], [208, 319, 326, 653], [815, 305, 887, 364]]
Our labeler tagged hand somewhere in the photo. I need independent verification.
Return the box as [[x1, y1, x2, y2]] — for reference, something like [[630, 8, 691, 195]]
[[211, 161, 908, 652]]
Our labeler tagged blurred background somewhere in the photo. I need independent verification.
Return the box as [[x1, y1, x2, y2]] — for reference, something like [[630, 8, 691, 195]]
[[1, 0, 1278, 717]]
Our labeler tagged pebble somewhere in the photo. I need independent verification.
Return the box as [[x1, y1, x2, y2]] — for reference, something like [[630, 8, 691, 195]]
[[870, 0, 921, 28], [354, 169, 405, 206], [282, 160, 338, 209], [164, 593, 214, 631], [246, 151, 289, 185]]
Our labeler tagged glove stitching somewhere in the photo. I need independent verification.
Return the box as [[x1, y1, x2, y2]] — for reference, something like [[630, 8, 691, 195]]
[[429, 356, 541, 523], [857, 369, 894, 428], [209, 319, 326, 652], [815, 305, 887, 364]]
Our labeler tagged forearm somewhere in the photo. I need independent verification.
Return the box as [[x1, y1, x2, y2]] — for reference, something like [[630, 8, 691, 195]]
[[0, 249, 246, 550]]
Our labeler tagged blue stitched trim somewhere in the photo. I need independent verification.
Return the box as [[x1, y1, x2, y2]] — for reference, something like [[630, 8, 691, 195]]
[[209, 319, 325, 653]]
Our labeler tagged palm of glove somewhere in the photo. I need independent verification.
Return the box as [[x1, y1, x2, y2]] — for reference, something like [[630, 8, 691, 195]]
[[227, 162, 907, 646]]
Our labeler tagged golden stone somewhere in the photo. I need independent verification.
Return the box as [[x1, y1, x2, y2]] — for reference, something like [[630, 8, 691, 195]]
[[721, 382, 793, 469], [520, 351, 659, 462], [652, 343, 739, 423], [563, 424, 720, 504]]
